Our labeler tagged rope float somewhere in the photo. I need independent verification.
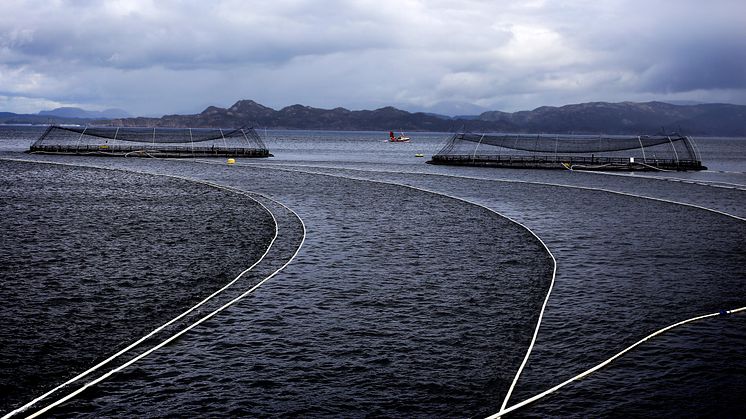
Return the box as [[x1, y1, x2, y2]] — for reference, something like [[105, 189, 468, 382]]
[[581, 167, 746, 190], [25, 209, 305, 419], [4, 158, 743, 416], [0, 158, 305, 418], [2, 159, 281, 417], [639, 162, 672, 172], [221, 161, 746, 417], [231, 161, 746, 222], [487, 307, 746, 418], [193, 159, 558, 415]]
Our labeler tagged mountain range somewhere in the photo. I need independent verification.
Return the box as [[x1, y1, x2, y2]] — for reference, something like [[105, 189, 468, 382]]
[[1, 101, 744, 136], [38, 107, 131, 119], [104, 100, 746, 136], [0, 107, 130, 125]]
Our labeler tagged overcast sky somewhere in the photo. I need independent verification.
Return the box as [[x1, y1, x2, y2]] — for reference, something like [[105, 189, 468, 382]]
[[1, 0, 745, 116]]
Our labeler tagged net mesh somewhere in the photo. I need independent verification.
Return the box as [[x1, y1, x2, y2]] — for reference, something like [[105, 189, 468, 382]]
[[30, 125, 271, 158], [431, 133, 705, 171]]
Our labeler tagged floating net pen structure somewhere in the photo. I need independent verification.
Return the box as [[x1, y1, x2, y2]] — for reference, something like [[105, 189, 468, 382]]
[[429, 133, 706, 171], [29, 125, 272, 158]]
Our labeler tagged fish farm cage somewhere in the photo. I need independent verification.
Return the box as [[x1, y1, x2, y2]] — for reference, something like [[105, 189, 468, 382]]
[[28, 125, 272, 158], [428, 133, 706, 171]]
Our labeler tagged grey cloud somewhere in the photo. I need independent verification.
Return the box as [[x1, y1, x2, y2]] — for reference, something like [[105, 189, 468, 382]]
[[2, 1, 399, 70], [0, 0, 744, 115], [638, 35, 746, 93], [546, 0, 746, 95]]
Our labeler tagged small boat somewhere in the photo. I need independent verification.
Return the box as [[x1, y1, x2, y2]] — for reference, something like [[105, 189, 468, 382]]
[[389, 131, 410, 142]]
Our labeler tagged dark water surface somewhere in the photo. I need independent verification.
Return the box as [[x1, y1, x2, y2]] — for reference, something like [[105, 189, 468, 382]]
[[0, 160, 276, 413], [270, 164, 745, 417], [1, 126, 745, 417], [52, 164, 553, 418]]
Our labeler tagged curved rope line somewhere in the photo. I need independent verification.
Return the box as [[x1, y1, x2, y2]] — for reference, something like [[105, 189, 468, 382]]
[[24, 192, 307, 419], [568, 163, 614, 171], [7, 158, 743, 416], [228, 161, 745, 222], [487, 307, 746, 418], [582, 168, 746, 190], [220, 161, 746, 414], [0, 158, 283, 418], [638, 162, 672, 172], [192, 159, 558, 415]]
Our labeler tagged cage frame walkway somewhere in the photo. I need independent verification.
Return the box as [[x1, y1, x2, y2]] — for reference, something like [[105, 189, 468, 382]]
[[28, 125, 273, 158], [429, 133, 706, 171]]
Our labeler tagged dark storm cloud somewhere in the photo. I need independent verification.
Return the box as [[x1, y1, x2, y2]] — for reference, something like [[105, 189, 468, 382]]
[[0, 0, 744, 115], [639, 37, 746, 93], [549, 0, 746, 95]]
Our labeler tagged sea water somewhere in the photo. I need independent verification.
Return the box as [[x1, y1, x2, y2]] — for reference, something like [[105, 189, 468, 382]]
[[0, 126, 744, 417]]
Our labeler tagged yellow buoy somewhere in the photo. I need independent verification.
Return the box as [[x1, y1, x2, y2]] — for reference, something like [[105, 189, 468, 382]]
[[227, 158, 236, 165], [415, 153, 424, 157]]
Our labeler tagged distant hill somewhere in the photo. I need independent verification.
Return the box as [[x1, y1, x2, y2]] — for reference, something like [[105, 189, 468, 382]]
[[104, 100, 746, 136], [0, 112, 90, 125], [39, 107, 130, 119], [0, 107, 130, 125], [3, 100, 744, 136], [105, 101, 476, 132], [477, 101, 746, 136]]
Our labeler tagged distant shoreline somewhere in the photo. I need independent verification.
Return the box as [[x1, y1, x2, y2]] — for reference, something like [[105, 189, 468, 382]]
[[3, 99, 746, 136]]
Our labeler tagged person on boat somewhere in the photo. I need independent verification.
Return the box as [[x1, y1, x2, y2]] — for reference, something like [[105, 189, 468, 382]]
[[389, 131, 395, 140]]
